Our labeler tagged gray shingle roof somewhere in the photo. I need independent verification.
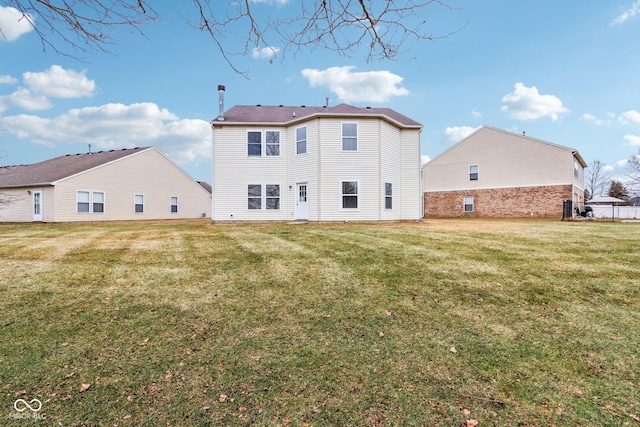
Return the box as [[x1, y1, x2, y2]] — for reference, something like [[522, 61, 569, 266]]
[[0, 147, 151, 188], [214, 103, 422, 128]]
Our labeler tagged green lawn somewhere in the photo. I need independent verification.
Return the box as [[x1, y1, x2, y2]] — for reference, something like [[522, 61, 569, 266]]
[[1, 219, 638, 426]]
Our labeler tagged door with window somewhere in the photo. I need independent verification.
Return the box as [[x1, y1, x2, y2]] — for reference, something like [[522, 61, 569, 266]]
[[296, 183, 308, 220], [32, 190, 43, 221]]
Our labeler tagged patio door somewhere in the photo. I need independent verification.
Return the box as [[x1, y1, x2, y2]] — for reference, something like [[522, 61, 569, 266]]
[[295, 183, 308, 220], [32, 190, 43, 221]]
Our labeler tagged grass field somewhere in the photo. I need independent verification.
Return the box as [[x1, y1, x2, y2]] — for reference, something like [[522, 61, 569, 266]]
[[1, 219, 638, 426]]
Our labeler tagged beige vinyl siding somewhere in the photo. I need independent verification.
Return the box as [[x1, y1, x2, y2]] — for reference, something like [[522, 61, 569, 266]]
[[399, 129, 422, 219], [424, 127, 580, 192], [319, 118, 381, 221], [52, 148, 211, 221], [380, 122, 401, 220], [288, 120, 319, 220], [0, 188, 36, 222], [213, 126, 289, 221]]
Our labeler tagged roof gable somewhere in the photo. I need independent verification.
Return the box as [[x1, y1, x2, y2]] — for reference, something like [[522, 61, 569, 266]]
[[0, 147, 151, 188], [426, 126, 586, 167], [213, 103, 422, 129]]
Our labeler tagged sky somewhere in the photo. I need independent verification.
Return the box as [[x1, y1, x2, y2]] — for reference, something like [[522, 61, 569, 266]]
[[1, 1, 640, 191]]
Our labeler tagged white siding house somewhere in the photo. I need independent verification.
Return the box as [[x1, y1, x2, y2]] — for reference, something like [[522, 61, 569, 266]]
[[211, 91, 423, 222], [0, 147, 212, 222], [423, 126, 587, 218]]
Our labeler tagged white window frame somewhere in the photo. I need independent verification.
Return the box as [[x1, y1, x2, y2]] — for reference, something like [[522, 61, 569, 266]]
[[469, 164, 479, 181], [170, 196, 178, 213], [265, 184, 280, 210], [385, 183, 392, 210], [296, 126, 307, 155], [134, 194, 144, 213], [464, 196, 474, 213], [342, 122, 358, 151], [248, 184, 262, 210], [341, 180, 359, 210], [92, 191, 105, 213], [265, 130, 280, 156], [77, 191, 90, 213], [247, 131, 262, 157]]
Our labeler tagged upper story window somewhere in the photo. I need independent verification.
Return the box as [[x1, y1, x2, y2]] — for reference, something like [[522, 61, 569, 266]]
[[248, 130, 280, 157], [469, 164, 479, 181], [265, 131, 280, 156], [342, 123, 358, 151], [296, 126, 307, 154], [574, 160, 579, 179], [248, 131, 262, 156]]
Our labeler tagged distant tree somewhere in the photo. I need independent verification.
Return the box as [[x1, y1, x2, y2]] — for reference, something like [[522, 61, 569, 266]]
[[608, 179, 630, 202], [584, 159, 611, 200], [626, 148, 640, 197], [2, 1, 462, 76]]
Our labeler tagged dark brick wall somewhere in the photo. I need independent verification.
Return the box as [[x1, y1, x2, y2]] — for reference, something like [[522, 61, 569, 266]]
[[424, 185, 579, 218]]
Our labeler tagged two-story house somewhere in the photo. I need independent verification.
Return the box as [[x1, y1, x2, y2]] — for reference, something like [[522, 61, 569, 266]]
[[423, 126, 587, 218], [211, 86, 423, 222]]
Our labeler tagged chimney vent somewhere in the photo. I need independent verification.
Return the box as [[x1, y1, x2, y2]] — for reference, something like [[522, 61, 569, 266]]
[[88, 144, 92, 154], [217, 85, 226, 121]]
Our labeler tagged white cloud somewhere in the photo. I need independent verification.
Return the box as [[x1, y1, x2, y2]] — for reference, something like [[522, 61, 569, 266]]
[[623, 134, 640, 146], [442, 126, 480, 144], [471, 108, 482, 118], [580, 113, 611, 126], [421, 155, 431, 165], [612, 0, 640, 25], [0, 6, 34, 41], [619, 110, 640, 124], [301, 66, 409, 104], [251, 46, 280, 60], [0, 65, 96, 113], [0, 102, 212, 166], [0, 75, 18, 84], [23, 65, 95, 98], [501, 82, 569, 121]]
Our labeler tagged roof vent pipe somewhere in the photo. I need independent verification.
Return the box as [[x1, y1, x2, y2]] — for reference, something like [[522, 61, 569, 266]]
[[217, 85, 225, 121], [88, 143, 92, 155]]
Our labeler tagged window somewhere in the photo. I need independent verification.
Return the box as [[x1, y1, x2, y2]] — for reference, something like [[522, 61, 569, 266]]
[[135, 194, 144, 213], [248, 185, 262, 209], [385, 183, 392, 210], [248, 131, 262, 156], [170, 196, 178, 213], [342, 181, 358, 209], [92, 192, 105, 213], [77, 191, 90, 213], [266, 185, 280, 210], [265, 131, 280, 156], [469, 164, 479, 181], [296, 126, 307, 154], [464, 196, 474, 212], [342, 123, 358, 151], [574, 160, 579, 179]]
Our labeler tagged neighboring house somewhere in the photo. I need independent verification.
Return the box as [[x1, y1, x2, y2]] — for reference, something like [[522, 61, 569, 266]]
[[211, 86, 423, 222], [0, 146, 212, 222], [423, 126, 587, 218]]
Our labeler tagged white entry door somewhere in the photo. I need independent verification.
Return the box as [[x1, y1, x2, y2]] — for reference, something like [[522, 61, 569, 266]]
[[296, 183, 308, 220], [32, 190, 43, 221]]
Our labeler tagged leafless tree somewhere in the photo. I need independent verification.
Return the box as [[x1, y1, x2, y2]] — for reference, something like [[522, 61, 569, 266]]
[[626, 148, 640, 197], [584, 159, 611, 200], [3, 1, 461, 76]]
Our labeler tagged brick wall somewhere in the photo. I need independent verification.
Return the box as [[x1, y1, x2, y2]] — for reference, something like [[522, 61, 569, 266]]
[[424, 185, 578, 218]]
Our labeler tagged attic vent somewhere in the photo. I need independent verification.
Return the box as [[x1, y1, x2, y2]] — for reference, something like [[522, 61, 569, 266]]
[[366, 106, 371, 109], [256, 104, 261, 107], [279, 105, 283, 107], [109, 149, 115, 152], [301, 105, 305, 108]]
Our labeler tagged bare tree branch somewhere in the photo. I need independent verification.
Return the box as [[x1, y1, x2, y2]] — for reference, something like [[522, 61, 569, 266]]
[[585, 159, 612, 199], [2, 1, 461, 73]]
